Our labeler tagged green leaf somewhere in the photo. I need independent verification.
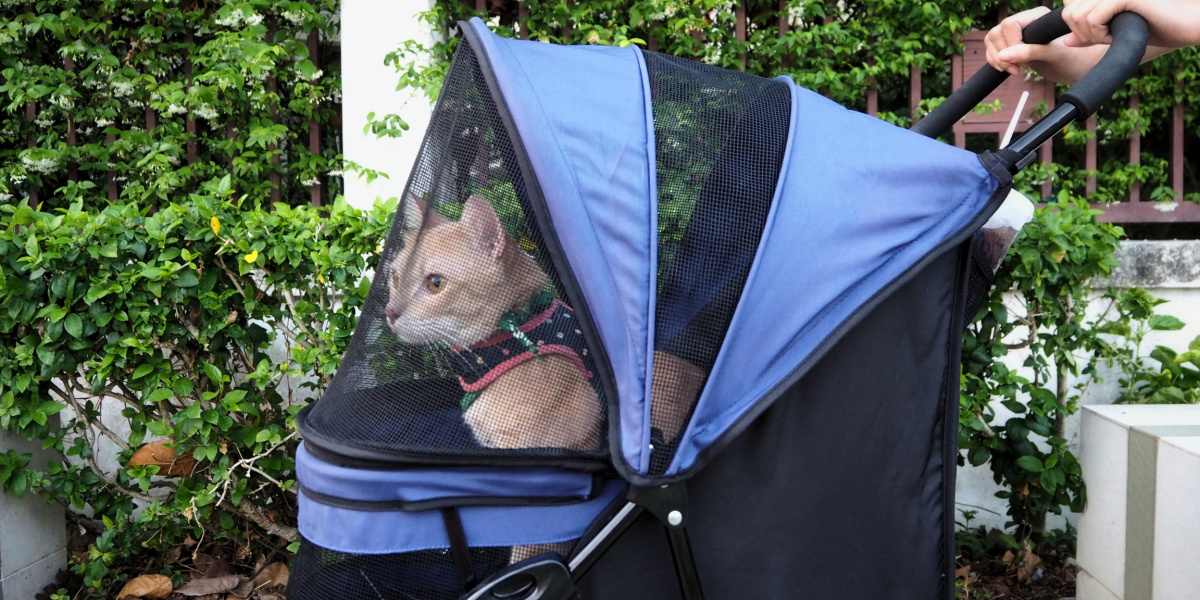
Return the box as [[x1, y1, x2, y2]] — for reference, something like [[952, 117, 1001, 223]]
[[132, 364, 154, 380], [1149, 314, 1186, 331], [64, 314, 83, 338], [1016, 456, 1044, 473], [201, 361, 223, 386], [175, 271, 199, 287]]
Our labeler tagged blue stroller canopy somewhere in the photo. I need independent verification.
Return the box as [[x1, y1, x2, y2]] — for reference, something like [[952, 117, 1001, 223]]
[[460, 18, 999, 479]]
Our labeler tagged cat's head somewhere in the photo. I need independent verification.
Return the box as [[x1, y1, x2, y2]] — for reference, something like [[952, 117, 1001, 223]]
[[383, 195, 548, 348]]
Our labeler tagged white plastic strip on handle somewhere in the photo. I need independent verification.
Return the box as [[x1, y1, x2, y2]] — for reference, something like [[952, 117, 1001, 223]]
[[1000, 90, 1031, 149]]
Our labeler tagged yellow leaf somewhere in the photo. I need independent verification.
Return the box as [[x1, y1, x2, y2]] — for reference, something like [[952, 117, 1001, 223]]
[[244, 250, 258, 263], [210, 216, 221, 236]]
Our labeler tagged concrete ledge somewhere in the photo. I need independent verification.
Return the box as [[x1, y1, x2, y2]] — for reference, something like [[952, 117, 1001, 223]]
[[0, 549, 66, 600], [0, 431, 66, 600], [1098, 241, 1200, 289], [1076, 405, 1200, 600]]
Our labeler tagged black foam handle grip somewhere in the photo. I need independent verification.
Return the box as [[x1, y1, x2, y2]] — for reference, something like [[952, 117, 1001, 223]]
[[911, 7, 1149, 138], [1061, 11, 1149, 115]]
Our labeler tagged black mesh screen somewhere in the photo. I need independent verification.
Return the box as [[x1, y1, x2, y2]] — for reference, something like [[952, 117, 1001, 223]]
[[288, 536, 575, 600], [644, 52, 791, 475], [303, 38, 607, 461]]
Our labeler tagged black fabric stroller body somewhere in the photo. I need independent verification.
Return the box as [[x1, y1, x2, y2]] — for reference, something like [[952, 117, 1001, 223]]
[[289, 9, 1149, 600]]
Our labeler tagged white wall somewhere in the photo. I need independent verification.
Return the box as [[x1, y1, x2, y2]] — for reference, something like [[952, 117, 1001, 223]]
[[341, 0, 437, 210]]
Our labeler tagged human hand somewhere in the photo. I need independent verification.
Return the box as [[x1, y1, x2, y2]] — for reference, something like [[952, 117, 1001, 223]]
[[985, 1, 1198, 84], [1058, 0, 1200, 49], [985, 6, 1107, 84]]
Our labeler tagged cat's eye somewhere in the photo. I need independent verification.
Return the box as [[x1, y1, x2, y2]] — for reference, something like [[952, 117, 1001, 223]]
[[423, 273, 445, 293]]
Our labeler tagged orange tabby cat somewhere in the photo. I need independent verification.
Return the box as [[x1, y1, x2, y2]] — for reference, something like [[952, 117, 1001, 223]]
[[384, 195, 702, 451]]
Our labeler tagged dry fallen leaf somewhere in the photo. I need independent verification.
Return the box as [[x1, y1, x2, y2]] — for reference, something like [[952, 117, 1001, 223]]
[[116, 574, 173, 599], [252, 562, 289, 589], [129, 439, 196, 477], [194, 553, 232, 578], [175, 574, 242, 596], [1017, 547, 1043, 583], [229, 578, 257, 599]]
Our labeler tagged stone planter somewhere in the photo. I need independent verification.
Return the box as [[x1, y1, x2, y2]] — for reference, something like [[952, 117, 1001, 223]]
[[1076, 405, 1200, 600]]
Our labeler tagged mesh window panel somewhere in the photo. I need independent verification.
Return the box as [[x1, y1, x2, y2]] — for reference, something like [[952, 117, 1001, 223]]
[[644, 52, 791, 475], [303, 39, 607, 461], [288, 536, 575, 600]]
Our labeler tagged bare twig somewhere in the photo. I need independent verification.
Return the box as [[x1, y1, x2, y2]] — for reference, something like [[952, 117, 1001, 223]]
[[213, 431, 299, 543], [279, 287, 317, 340], [235, 501, 298, 543], [57, 380, 131, 451]]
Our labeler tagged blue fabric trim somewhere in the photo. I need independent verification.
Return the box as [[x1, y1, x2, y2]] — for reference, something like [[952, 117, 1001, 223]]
[[295, 443, 595, 504], [298, 480, 625, 554], [634, 47, 658, 474]]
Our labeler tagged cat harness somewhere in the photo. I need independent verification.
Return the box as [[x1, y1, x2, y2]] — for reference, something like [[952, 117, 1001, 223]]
[[447, 292, 595, 411]]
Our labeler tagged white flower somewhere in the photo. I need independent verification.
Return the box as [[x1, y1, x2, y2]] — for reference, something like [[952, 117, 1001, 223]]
[[215, 10, 242, 27], [95, 117, 113, 127], [194, 105, 218, 120], [21, 156, 58, 174], [166, 103, 187, 115], [0, 193, 13, 201], [301, 177, 319, 187], [216, 8, 261, 28], [112, 81, 134, 97], [282, 10, 304, 25]]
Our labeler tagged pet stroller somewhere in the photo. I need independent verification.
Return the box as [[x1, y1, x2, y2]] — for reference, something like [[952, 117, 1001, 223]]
[[290, 8, 1148, 600]]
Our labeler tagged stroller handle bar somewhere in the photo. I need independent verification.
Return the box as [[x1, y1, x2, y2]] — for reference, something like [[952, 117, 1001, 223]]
[[911, 7, 1149, 169]]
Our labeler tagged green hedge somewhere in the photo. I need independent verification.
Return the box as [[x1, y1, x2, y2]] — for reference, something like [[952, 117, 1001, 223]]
[[0, 193, 392, 593], [0, 1, 355, 596]]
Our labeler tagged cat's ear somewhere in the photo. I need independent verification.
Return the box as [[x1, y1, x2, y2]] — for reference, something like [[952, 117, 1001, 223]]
[[402, 194, 449, 231], [402, 194, 426, 232], [460, 195, 506, 259]]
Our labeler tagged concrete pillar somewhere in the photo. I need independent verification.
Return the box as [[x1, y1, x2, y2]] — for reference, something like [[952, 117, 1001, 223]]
[[341, 0, 437, 210], [0, 431, 66, 600], [1076, 405, 1200, 600]]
